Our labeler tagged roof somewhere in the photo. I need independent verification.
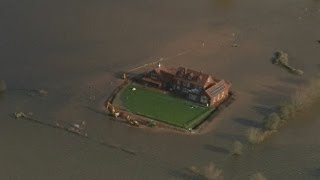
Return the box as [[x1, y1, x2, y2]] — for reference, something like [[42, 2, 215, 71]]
[[151, 67, 175, 82], [205, 80, 230, 98], [142, 77, 162, 86], [175, 67, 214, 88], [144, 66, 230, 92]]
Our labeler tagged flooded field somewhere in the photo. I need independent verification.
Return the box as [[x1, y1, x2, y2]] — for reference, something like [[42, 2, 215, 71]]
[[0, 0, 320, 179]]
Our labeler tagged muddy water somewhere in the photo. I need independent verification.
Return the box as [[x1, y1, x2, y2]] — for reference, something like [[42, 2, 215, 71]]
[[0, 0, 320, 179]]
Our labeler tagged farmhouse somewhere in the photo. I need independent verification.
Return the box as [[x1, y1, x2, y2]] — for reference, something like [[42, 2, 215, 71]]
[[141, 64, 231, 107]]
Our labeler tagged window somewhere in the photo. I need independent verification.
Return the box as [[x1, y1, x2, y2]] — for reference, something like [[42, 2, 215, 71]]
[[187, 83, 190, 88], [200, 96, 208, 104], [189, 94, 198, 101], [176, 85, 180, 90], [151, 73, 157, 80], [183, 81, 187, 87], [182, 88, 188, 93]]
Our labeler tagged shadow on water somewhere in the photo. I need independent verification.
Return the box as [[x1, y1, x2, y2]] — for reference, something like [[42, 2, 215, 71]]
[[310, 168, 320, 178], [260, 84, 294, 98], [215, 132, 244, 142], [167, 168, 202, 180], [252, 105, 274, 116], [0, 93, 5, 100], [233, 118, 262, 128], [278, 76, 305, 86], [249, 78, 300, 105], [204, 144, 229, 154], [248, 82, 298, 116]]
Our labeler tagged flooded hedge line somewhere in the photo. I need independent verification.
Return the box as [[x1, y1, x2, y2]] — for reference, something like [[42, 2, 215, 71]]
[[247, 78, 320, 144]]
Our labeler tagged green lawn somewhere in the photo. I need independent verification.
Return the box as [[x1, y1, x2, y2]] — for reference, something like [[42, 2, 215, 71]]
[[113, 84, 215, 129]]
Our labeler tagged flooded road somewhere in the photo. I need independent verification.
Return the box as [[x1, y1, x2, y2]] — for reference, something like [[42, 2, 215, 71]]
[[0, 0, 320, 179]]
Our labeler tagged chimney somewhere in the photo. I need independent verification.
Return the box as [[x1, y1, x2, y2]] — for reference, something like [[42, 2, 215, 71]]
[[158, 62, 161, 68]]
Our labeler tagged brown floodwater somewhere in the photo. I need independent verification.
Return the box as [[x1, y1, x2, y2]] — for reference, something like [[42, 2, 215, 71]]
[[0, 0, 320, 179]]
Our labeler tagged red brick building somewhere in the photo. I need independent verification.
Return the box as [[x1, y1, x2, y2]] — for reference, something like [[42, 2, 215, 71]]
[[142, 64, 231, 107]]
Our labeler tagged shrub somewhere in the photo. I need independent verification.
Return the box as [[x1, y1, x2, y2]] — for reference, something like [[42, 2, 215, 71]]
[[188, 166, 201, 176], [231, 141, 243, 156], [203, 162, 223, 180], [272, 51, 288, 65], [271, 51, 303, 76], [308, 79, 320, 99], [247, 128, 274, 144], [0, 80, 7, 93], [263, 113, 282, 130], [279, 103, 295, 120], [147, 120, 156, 127], [188, 162, 223, 180], [291, 88, 309, 109], [250, 172, 267, 180], [291, 79, 320, 109], [292, 69, 304, 76], [249, 78, 320, 145]]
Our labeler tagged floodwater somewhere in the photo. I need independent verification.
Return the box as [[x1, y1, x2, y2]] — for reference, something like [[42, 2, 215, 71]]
[[0, 0, 320, 179]]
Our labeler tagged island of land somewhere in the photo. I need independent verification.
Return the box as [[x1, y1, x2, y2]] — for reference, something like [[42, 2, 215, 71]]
[[106, 64, 233, 133]]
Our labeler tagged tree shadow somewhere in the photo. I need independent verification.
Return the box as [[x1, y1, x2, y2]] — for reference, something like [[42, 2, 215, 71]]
[[252, 105, 274, 116], [167, 168, 201, 180], [204, 144, 229, 154], [260, 84, 294, 98], [215, 132, 244, 142], [247, 83, 296, 117], [0, 93, 5, 100], [278, 76, 305, 86], [233, 118, 262, 128]]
